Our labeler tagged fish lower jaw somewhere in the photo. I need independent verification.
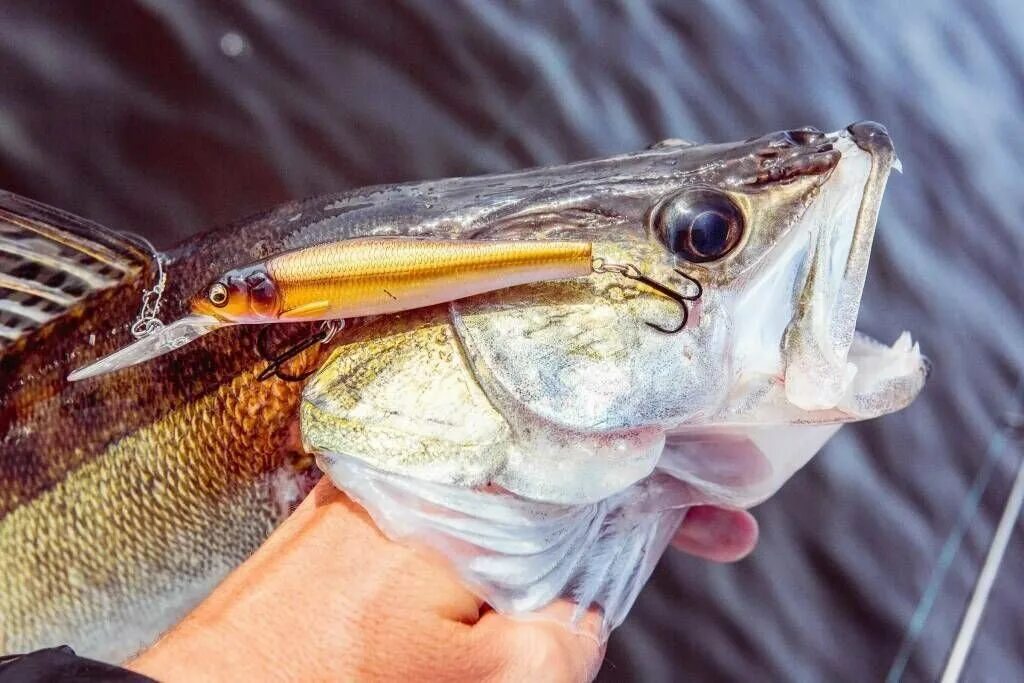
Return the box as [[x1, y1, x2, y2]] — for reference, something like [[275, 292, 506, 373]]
[[836, 329, 927, 419], [795, 328, 926, 422], [708, 328, 926, 427]]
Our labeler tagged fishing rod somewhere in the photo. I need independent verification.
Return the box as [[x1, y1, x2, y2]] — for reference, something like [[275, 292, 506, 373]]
[[942, 413, 1024, 682]]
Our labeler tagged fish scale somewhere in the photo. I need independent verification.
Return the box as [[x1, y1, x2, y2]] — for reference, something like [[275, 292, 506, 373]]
[[0, 357, 311, 658]]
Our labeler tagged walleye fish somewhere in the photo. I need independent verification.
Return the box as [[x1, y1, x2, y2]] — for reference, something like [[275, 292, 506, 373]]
[[0, 122, 925, 660]]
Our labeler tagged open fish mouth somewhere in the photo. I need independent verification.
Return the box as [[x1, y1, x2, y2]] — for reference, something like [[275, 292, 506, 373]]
[[816, 123, 927, 421], [730, 121, 927, 425], [837, 124, 928, 420]]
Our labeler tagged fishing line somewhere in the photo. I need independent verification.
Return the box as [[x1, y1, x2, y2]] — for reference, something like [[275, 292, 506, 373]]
[[885, 376, 1024, 682]]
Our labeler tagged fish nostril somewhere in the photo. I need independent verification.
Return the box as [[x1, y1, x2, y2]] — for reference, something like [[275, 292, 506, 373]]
[[784, 127, 826, 146]]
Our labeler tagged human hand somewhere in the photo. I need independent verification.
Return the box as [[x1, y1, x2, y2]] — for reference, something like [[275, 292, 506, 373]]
[[128, 479, 757, 682]]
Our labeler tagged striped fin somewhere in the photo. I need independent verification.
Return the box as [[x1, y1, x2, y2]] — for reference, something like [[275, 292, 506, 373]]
[[0, 191, 147, 351]]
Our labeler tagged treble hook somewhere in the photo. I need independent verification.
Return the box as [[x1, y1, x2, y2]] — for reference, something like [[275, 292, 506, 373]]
[[592, 258, 702, 333], [256, 320, 342, 382]]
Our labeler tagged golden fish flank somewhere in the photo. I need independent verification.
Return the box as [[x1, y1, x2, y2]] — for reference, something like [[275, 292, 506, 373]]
[[1, 351, 310, 659]]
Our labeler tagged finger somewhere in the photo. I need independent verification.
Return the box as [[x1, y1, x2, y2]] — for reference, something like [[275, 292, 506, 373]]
[[671, 506, 758, 562], [471, 602, 605, 682]]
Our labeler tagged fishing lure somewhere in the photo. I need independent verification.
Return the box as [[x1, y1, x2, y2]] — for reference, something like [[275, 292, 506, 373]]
[[68, 238, 700, 381], [193, 238, 594, 322]]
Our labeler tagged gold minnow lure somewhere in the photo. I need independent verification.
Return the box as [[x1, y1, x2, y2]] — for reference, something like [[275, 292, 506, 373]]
[[191, 238, 593, 323], [68, 237, 698, 382]]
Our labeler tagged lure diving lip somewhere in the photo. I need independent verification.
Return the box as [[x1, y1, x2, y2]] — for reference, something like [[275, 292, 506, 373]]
[[67, 315, 225, 381]]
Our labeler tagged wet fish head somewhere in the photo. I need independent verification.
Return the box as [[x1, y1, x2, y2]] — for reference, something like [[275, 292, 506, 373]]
[[450, 122, 924, 429]]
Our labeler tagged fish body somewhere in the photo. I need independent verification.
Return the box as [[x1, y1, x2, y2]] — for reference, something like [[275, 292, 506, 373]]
[[0, 122, 925, 660]]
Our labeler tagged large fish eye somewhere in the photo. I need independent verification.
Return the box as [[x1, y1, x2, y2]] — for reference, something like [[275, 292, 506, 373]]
[[208, 282, 229, 307], [653, 187, 745, 263]]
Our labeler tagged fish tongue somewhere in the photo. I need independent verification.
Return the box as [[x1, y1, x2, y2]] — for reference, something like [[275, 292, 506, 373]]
[[67, 315, 226, 381]]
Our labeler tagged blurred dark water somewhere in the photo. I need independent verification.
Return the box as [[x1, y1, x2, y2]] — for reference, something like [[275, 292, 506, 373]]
[[1, 1, 1022, 680]]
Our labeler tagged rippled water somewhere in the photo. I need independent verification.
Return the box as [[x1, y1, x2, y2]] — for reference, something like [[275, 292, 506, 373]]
[[1, 1, 1021, 679]]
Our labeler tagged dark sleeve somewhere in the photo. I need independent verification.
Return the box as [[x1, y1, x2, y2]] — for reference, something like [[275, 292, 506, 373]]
[[0, 646, 157, 682]]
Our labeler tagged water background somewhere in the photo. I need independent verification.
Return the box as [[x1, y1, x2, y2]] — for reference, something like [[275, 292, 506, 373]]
[[1, 1, 1021, 679]]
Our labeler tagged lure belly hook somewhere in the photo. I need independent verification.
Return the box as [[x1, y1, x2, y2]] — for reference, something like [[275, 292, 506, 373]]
[[591, 258, 702, 334]]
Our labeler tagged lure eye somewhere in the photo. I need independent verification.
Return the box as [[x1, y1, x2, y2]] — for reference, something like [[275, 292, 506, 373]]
[[653, 187, 745, 263], [208, 283, 229, 307]]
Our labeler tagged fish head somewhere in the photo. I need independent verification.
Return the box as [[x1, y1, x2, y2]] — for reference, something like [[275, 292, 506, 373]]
[[631, 121, 923, 423], [302, 122, 927, 504], [451, 121, 922, 428], [191, 263, 280, 322]]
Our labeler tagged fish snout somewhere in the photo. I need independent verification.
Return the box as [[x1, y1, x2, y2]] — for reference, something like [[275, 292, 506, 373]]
[[846, 121, 895, 160]]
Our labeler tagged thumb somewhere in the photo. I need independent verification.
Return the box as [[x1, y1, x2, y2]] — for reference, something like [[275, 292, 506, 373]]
[[470, 602, 605, 683]]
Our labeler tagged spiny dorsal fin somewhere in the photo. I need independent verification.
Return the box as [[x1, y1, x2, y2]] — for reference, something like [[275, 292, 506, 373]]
[[0, 191, 147, 350]]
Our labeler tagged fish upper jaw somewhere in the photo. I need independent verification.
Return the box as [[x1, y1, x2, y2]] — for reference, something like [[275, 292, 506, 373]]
[[722, 122, 921, 420], [782, 123, 898, 411]]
